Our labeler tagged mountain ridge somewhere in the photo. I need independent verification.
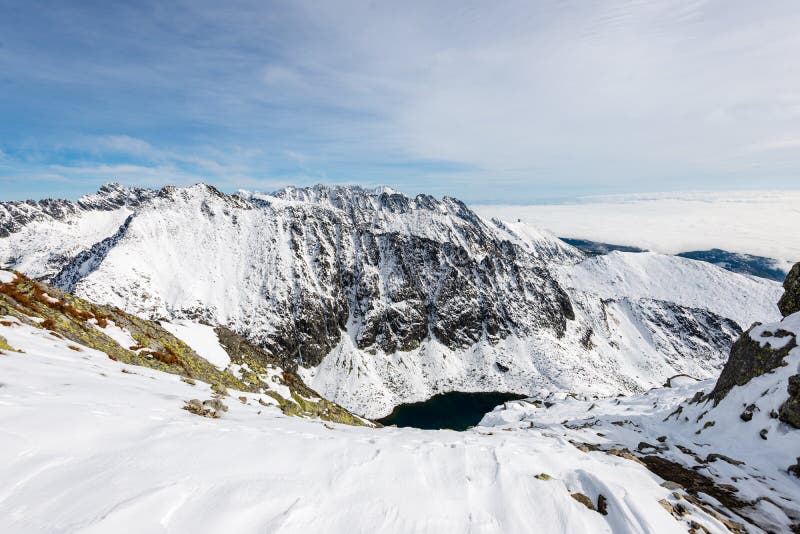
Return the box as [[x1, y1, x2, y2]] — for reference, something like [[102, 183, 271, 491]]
[[0, 183, 782, 417]]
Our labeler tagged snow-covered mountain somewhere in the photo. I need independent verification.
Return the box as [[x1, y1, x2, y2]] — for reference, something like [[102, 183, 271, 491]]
[[1, 184, 796, 533], [0, 183, 155, 279], [0, 184, 783, 417], [482, 268, 800, 532]]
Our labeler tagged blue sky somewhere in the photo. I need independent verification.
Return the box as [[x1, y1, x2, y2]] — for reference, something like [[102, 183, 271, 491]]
[[1, 1, 800, 203]]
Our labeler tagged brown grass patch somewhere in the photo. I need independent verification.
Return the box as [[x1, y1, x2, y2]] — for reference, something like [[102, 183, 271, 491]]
[[282, 371, 301, 385], [0, 320, 14, 327], [31, 284, 94, 321], [67, 345, 82, 352], [0, 283, 34, 308], [40, 318, 57, 330], [143, 348, 180, 366]]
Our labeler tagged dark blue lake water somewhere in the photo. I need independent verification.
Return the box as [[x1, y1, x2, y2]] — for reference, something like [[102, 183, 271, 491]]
[[376, 391, 527, 431]]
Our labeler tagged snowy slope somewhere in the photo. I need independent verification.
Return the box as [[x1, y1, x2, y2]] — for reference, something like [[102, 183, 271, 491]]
[[0, 184, 783, 417], [482, 311, 800, 532], [0, 209, 132, 280], [160, 320, 231, 370], [0, 269, 366, 426], [559, 251, 781, 330], [0, 319, 732, 534], [0, 184, 154, 280]]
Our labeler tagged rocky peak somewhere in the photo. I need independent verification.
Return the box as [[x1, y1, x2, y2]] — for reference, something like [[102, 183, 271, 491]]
[[710, 266, 800, 428], [153, 183, 251, 210], [76, 182, 156, 211], [778, 262, 800, 317], [0, 183, 155, 238]]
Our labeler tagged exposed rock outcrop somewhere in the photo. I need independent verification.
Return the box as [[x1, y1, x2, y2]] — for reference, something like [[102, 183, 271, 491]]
[[710, 325, 797, 400], [780, 374, 800, 428], [779, 262, 800, 317], [710, 262, 800, 429]]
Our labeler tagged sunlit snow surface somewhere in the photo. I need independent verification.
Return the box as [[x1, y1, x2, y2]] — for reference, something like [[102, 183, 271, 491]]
[[482, 311, 800, 533], [0, 319, 730, 533], [0, 208, 133, 280], [558, 251, 780, 329], [475, 190, 800, 269], [160, 319, 231, 370]]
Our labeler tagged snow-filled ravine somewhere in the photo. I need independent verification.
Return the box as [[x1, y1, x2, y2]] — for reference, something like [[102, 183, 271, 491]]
[[0, 318, 733, 533]]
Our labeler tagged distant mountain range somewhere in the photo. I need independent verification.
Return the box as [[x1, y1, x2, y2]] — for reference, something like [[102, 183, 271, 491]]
[[561, 237, 787, 281]]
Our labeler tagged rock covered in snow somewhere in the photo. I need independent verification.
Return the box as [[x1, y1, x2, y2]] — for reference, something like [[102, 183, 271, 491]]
[[711, 262, 800, 429]]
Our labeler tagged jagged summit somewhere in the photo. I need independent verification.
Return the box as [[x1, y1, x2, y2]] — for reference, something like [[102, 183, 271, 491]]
[[0, 182, 154, 238], [77, 182, 154, 208]]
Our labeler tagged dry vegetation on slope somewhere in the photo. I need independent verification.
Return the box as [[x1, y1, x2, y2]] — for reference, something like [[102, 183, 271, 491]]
[[0, 270, 368, 426]]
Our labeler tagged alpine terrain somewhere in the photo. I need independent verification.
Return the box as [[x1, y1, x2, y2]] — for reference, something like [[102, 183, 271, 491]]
[[0, 183, 782, 417], [0, 184, 797, 533]]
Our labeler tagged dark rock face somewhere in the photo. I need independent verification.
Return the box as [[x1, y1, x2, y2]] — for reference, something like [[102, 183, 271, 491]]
[[780, 375, 800, 428], [710, 326, 796, 401], [778, 262, 800, 317], [246, 186, 577, 367]]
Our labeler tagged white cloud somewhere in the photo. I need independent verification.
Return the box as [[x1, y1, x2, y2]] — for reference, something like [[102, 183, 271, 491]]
[[65, 135, 263, 182], [271, 0, 800, 190], [748, 137, 800, 152], [4, 1, 800, 198], [95, 135, 156, 157]]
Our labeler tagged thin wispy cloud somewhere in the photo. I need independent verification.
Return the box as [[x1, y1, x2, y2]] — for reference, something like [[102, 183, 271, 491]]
[[1, 0, 799, 201]]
